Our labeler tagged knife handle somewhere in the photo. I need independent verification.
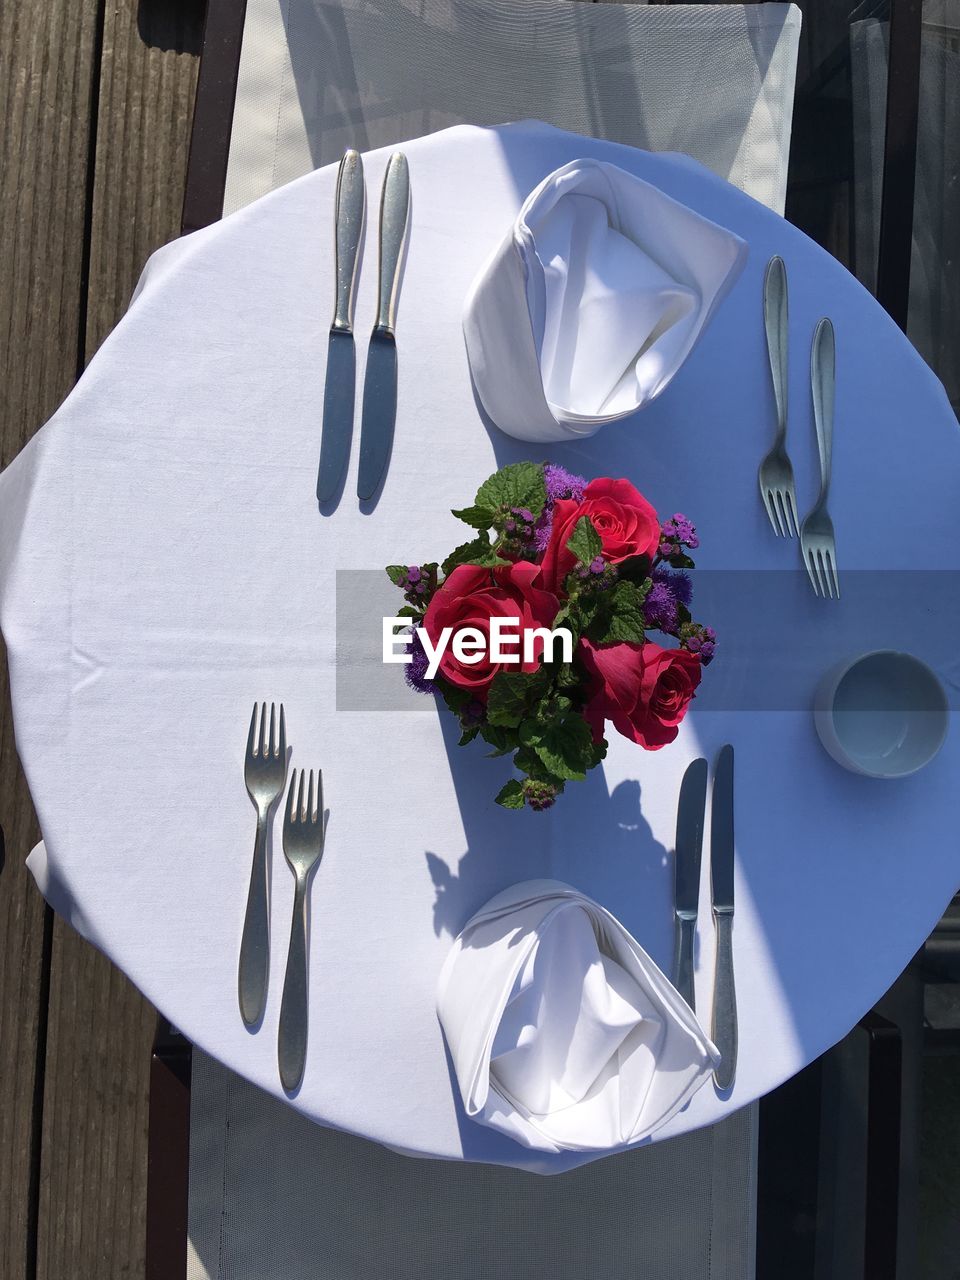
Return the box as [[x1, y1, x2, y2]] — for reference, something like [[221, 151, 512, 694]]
[[712, 910, 738, 1090], [763, 255, 788, 445], [332, 149, 365, 332], [811, 317, 835, 506], [674, 916, 697, 1012], [375, 153, 410, 334]]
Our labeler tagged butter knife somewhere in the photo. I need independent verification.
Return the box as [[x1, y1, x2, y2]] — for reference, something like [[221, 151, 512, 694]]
[[711, 743, 738, 1089], [357, 152, 410, 501], [317, 149, 365, 504], [674, 758, 708, 1011]]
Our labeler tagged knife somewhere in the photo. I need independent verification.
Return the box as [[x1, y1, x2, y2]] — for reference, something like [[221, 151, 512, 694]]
[[711, 743, 738, 1090], [357, 152, 410, 501], [316, 149, 365, 504], [673, 758, 708, 1011]]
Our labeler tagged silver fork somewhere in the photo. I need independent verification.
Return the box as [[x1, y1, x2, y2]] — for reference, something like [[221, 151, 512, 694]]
[[800, 318, 840, 599], [278, 768, 325, 1092], [758, 255, 800, 537], [239, 702, 288, 1027]]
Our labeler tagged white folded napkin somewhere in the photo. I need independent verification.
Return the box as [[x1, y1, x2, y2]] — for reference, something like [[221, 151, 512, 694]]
[[463, 159, 748, 442], [437, 880, 720, 1154]]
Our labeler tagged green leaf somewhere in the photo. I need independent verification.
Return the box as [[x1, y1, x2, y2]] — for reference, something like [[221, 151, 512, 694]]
[[495, 779, 526, 809], [566, 515, 603, 566], [386, 565, 408, 586], [555, 662, 582, 691], [530, 714, 595, 781], [440, 537, 492, 576], [451, 504, 497, 530], [439, 683, 471, 714], [668, 552, 696, 570], [458, 725, 480, 746], [395, 605, 421, 620], [591, 580, 648, 645], [486, 668, 551, 728], [513, 745, 561, 784], [480, 723, 517, 755], [475, 462, 547, 518]]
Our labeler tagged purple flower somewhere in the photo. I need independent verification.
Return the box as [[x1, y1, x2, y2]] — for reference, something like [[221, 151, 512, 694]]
[[665, 513, 699, 549], [700, 641, 716, 664], [533, 518, 554, 554], [544, 464, 586, 505], [523, 778, 560, 811], [406, 566, 422, 583], [404, 630, 435, 694], [589, 556, 605, 575], [652, 567, 692, 607], [644, 581, 679, 632], [534, 464, 588, 552]]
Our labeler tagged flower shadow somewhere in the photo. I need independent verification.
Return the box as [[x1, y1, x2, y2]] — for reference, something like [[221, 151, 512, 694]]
[[425, 703, 673, 975]]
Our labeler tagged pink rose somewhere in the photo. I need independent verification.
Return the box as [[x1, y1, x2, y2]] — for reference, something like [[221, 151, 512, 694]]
[[422, 562, 559, 699], [580, 639, 701, 749], [541, 478, 661, 594]]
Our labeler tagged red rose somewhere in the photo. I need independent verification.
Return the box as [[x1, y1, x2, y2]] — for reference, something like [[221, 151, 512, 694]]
[[541, 478, 661, 594], [580, 639, 701, 749], [422, 561, 559, 699]]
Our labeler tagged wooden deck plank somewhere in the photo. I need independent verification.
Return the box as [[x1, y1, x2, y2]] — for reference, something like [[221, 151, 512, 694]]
[[0, 4, 103, 1277], [33, 4, 202, 1277]]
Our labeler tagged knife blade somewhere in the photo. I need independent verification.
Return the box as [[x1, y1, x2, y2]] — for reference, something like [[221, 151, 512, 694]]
[[357, 152, 410, 501], [673, 758, 708, 1011], [711, 743, 738, 1090], [317, 149, 365, 504]]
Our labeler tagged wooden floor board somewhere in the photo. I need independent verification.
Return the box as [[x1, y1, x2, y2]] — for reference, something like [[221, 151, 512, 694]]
[[1, 2, 201, 1276], [0, 5, 103, 1277]]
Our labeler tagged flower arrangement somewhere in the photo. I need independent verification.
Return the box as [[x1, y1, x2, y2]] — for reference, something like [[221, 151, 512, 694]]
[[387, 462, 715, 811]]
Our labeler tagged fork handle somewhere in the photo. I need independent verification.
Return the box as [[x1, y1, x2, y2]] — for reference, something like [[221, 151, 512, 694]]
[[278, 876, 310, 1092], [763, 255, 788, 443], [238, 812, 270, 1027], [811, 317, 835, 504]]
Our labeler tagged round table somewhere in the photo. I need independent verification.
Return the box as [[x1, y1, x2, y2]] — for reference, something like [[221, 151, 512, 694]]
[[2, 122, 958, 1174]]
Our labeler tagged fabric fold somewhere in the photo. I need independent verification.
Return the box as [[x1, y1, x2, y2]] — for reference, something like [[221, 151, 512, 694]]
[[463, 158, 748, 442], [437, 880, 720, 1153]]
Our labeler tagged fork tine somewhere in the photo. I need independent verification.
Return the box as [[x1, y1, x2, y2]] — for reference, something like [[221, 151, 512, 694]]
[[316, 770, 324, 826], [775, 491, 792, 539], [246, 703, 258, 758], [296, 769, 305, 821], [307, 770, 315, 821], [278, 704, 286, 762], [285, 769, 298, 824], [826, 548, 840, 599], [786, 490, 800, 539], [804, 546, 821, 597], [816, 549, 831, 599], [257, 701, 267, 758], [768, 483, 783, 535], [268, 703, 277, 758], [763, 488, 783, 536]]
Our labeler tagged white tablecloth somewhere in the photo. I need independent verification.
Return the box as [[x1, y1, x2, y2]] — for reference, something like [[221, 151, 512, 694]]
[[2, 122, 958, 1174]]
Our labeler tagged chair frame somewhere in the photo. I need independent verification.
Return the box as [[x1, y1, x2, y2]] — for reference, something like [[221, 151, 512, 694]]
[[151, 0, 930, 1274]]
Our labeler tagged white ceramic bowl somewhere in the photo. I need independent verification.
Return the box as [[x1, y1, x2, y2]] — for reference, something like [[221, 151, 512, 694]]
[[814, 650, 949, 778]]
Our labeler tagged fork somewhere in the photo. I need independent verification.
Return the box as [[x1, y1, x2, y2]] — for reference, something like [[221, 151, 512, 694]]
[[800, 318, 840, 599], [758, 255, 800, 537], [278, 768, 325, 1092], [238, 702, 288, 1027]]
